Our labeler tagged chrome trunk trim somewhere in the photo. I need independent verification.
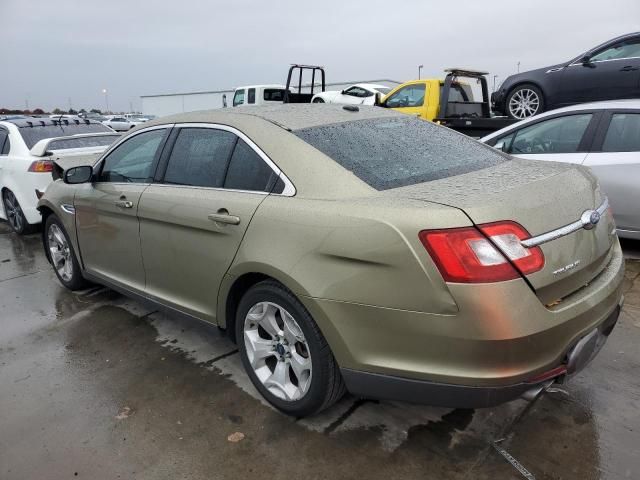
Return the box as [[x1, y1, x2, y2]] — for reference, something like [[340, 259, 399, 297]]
[[521, 197, 609, 248]]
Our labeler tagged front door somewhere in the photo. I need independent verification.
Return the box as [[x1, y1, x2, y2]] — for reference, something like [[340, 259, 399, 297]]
[[384, 83, 427, 118], [138, 125, 281, 322], [559, 37, 640, 106], [74, 127, 169, 291]]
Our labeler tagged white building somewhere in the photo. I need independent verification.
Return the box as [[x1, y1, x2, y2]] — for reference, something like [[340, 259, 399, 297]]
[[141, 79, 402, 118]]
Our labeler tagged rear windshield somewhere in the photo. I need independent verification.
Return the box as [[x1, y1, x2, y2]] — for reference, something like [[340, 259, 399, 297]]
[[294, 116, 509, 190], [48, 134, 120, 151], [19, 123, 113, 149]]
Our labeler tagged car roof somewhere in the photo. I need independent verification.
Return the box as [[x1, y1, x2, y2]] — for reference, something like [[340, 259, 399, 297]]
[[144, 104, 405, 131], [235, 84, 287, 90]]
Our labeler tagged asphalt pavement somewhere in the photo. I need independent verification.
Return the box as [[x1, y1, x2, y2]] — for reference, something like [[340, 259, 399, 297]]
[[1, 220, 639, 480]]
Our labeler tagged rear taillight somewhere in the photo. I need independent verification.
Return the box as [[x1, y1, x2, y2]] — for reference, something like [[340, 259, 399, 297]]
[[419, 221, 544, 283], [28, 160, 53, 173]]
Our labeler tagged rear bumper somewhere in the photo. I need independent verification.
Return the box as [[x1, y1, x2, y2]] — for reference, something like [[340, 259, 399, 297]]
[[341, 304, 621, 407], [490, 90, 507, 115]]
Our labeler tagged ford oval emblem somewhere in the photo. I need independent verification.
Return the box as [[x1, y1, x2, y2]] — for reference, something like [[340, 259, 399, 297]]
[[581, 209, 601, 230]]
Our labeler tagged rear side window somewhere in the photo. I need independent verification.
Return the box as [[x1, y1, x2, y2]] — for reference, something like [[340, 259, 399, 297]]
[[264, 89, 285, 101], [248, 88, 256, 104], [164, 128, 236, 188], [0, 130, 8, 155], [224, 139, 276, 192], [602, 113, 640, 152], [294, 117, 508, 190]]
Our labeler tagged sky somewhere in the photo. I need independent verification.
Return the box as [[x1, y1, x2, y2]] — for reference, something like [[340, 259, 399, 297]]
[[1, 0, 638, 112]]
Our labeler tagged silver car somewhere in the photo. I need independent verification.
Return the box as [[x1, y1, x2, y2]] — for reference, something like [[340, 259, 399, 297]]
[[482, 100, 640, 240]]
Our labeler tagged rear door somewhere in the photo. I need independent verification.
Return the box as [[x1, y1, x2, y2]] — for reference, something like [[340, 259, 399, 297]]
[[137, 124, 284, 322], [584, 110, 640, 235], [497, 112, 600, 164], [74, 126, 170, 291]]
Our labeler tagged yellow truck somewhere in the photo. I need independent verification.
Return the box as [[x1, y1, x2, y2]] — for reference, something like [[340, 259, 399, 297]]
[[378, 69, 518, 137]]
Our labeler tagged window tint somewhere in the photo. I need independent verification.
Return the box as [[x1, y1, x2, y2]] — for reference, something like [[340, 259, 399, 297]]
[[224, 139, 275, 192], [18, 122, 112, 149], [590, 39, 640, 62], [0, 130, 8, 155], [264, 89, 285, 101], [294, 117, 508, 190], [248, 88, 256, 104], [385, 84, 426, 108], [233, 89, 245, 107], [602, 113, 640, 152], [98, 129, 166, 183], [164, 128, 236, 188], [345, 87, 370, 98], [509, 114, 592, 154]]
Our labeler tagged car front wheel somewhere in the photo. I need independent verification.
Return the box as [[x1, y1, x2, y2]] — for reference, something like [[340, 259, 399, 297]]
[[312, 98, 325, 103], [45, 214, 89, 290], [236, 280, 345, 416], [506, 84, 545, 119]]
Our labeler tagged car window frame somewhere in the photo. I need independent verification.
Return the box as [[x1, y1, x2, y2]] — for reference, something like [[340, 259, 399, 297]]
[[385, 83, 426, 108], [486, 110, 603, 154], [589, 108, 640, 152], [93, 124, 173, 185], [153, 123, 296, 196], [570, 36, 640, 66]]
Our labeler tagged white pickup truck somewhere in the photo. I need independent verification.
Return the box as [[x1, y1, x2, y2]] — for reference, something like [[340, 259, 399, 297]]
[[231, 85, 288, 107]]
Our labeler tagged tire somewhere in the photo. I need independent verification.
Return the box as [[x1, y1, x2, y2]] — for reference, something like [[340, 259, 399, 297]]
[[236, 280, 345, 416], [2, 189, 35, 235], [506, 84, 545, 119], [44, 214, 89, 290], [312, 98, 325, 103]]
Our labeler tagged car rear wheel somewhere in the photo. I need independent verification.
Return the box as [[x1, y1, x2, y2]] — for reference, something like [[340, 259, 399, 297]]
[[45, 214, 89, 290], [312, 98, 325, 103], [506, 84, 545, 119], [2, 189, 35, 235], [236, 280, 345, 416]]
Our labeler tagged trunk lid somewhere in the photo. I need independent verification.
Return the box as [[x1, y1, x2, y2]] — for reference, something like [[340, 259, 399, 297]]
[[393, 158, 615, 302]]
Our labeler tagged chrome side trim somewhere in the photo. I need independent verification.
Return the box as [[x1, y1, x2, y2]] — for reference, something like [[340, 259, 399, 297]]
[[521, 197, 609, 248], [60, 204, 76, 215]]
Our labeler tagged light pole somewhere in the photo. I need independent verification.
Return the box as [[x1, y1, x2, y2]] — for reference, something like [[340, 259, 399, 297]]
[[418, 64, 423, 80], [517, 61, 521, 73], [102, 89, 109, 113]]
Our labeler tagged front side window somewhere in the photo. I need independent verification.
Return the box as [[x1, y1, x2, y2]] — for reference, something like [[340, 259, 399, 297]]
[[97, 129, 166, 183], [224, 139, 276, 192], [344, 87, 370, 98], [163, 128, 236, 188], [295, 116, 508, 190], [509, 114, 593, 154], [247, 88, 256, 104], [590, 39, 640, 62], [602, 113, 640, 152], [233, 89, 245, 107], [385, 84, 426, 108]]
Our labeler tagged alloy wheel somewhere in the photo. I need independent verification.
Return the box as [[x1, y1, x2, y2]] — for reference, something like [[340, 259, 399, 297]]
[[508, 88, 540, 119], [48, 224, 73, 282], [3, 190, 24, 232], [243, 301, 312, 401]]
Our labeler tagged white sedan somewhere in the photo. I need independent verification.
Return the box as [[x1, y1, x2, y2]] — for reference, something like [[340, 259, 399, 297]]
[[102, 116, 143, 132], [311, 83, 391, 105], [0, 117, 119, 234]]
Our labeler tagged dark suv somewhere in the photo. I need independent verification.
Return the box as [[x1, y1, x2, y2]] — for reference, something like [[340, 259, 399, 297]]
[[492, 32, 640, 119]]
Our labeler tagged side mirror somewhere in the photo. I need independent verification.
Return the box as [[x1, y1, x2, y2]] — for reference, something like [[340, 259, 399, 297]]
[[374, 92, 384, 107], [494, 141, 508, 153], [580, 55, 592, 65], [64, 165, 93, 184], [341, 89, 346, 95]]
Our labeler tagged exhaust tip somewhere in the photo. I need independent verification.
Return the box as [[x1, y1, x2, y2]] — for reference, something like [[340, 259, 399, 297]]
[[521, 380, 554, 402]]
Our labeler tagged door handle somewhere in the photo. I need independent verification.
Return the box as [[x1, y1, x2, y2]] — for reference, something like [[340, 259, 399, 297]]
[[208, 211, 240, 225], [115, 200, 133, 209], [620, 65, 639, 72]]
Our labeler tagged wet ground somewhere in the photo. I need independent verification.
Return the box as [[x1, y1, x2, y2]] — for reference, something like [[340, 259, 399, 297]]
[[1, 220, 639, 480]]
